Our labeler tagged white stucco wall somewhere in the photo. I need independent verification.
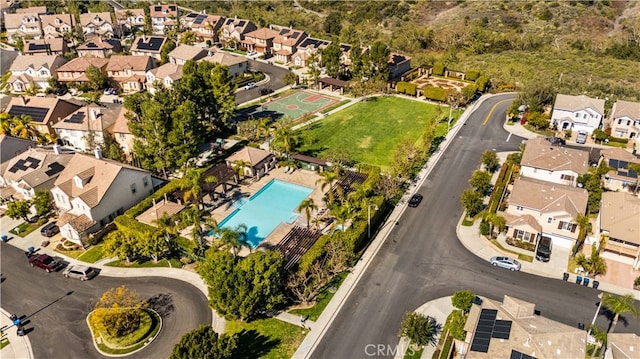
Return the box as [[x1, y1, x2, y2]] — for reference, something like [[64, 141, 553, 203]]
[[520, 166, 579, 187]]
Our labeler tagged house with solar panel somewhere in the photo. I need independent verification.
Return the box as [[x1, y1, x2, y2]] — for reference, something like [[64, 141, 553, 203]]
[[291, 37, 331, 68], [79, 12, 117, 39], [40, 13, 74, 39], [0, 135, 36, 190], [51, 151, 153, 245], [22, 38, 68, 56], [220, 17, 257, 50], [106, 55, 156, 93], [242, 27, 280, 56], [180, 12, 225, 43], [53, 103, 124, 152], [114, 8, 145, 35], [598, 147, 640, 195], [272, 27, 308, 64], [1, 146, 73, 201], [8, 54, 67, 93], [459, 295, 584, 358], [4, 96, 81, 137], [130, 35, 167, 60], [150, 4, 178, 35], [76, 37, 122, 58]]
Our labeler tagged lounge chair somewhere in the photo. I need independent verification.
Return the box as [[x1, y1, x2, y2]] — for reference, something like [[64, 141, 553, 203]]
[[283, 166, 289, 173]]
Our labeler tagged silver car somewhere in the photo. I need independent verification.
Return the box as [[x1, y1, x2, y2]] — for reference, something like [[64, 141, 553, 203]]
[[63, 265, 97, 281], [490, 256, 521, 271]]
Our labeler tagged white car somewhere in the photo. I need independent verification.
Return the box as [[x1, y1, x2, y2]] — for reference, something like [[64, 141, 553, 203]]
[[490, 256, 521, 271], [245, 82, 257, 90]]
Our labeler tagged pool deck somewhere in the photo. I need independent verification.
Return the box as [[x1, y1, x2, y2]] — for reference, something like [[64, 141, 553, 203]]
[[208, 166, 326, 254]]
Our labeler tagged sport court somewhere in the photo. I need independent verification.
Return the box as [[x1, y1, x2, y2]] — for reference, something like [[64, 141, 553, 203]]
[[249, 90, 340, 121]]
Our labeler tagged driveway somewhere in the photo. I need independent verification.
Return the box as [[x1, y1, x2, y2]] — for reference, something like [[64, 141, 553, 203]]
[[235, 60, 292, 104]]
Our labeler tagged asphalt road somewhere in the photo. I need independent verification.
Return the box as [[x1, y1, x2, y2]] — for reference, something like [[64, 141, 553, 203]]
[[235, 60, 291, 104], [0, 242, 211, 359], [312, 93, 640, 358]]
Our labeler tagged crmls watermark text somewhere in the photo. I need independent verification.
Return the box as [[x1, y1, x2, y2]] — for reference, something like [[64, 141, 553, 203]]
[[364, 344, 415, 357]]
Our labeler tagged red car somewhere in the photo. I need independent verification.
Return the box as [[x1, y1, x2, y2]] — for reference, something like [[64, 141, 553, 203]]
[[28, 254, 61, 273]]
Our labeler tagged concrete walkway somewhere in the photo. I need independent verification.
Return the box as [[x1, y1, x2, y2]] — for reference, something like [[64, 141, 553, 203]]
[[0, 308, 34, 359]]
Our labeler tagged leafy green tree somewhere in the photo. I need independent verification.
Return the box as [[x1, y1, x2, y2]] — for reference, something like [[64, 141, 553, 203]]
[[219, 224, 251, 257], [526, 111, 550, 130], [86, 64, 109, 91], [322, 43, 342, 78], [6, 200, 31, 221], [443, 310, 467, 340], [481, 150, 500, 173], [210, 64, 237, 125], [306, 51, 322, 85], [160, 39, 176, 64], [284, 72, 299, 87], [91, 286, 147, 337], [10, 115, 40, 141], [101, 132, 126, 162], [297, 198, 318, 228], [369, 41, 390, 80], [461, 188, 484, 217], [593, 129, 608, 143], [272, 126, 298, 155], [485, 213, 506, 238], [469, 170, 492, 195], [179, 31, 197, 45], [168, 99, 203, 168], [349, 45, 364, 80], [170, 325, 237, 359], [601, 293, 639, 333], [323, 12, 342, 35], [390, 141, 421, 183], [32, 190, 53, 216], [577, 172, 603, 214], [399, 312, 438, 347], [451, 290, 475, 312], [103, 230, 139, 263], [316, 170, 339, 205]]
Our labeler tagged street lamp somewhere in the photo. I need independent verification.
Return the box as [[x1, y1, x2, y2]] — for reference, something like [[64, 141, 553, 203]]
[[368, 204, 378, 239], [586, 292, 604, 344]]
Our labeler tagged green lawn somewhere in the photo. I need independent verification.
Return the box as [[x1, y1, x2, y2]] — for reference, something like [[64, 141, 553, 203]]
[[89, 309, 161, 355], [404, 345, 424, 358], [289, 272, 348, 321], [225, 318, 306, 359], [8, 219, 47, 237], [77, 244, 106, 263], [106, 258, 182, 268], [297, 97, 458, 169]]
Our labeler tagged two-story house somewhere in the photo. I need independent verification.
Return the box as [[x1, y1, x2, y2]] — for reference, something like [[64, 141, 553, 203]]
[[8, 54, 67, 92], [388, 52, 411, 79], [56, 56, 109, 86], [501, 176, 588, 249], [106, 55, 156, 93], [0, 135, 36, 189], [1, 146, 73, 201], [5, 96, 82, 136], [76, 37, 122, 58], [23, 38, 68, 56], [146, 62, 182, 95], [150, 4, 178, 35], [109, 107, 135, 157], [53, 103, 123, 152], [181, 12, 224, 43], [40, 13, 74, 38], [598, 192, 640, 269], [220, 17, 257, 50], [292, 37, 331, 68], [520, 137, 589, 187], [598, 147, 640, 195], [198, 51, 248, 78], [272, 27, 307, 64], [79, 12, 116, 39], [51, 151, 154, 245], [242, 27, 279, 55], [4, 10, 43, 42], [608, 99, 640, 142], [114, 8, 145, 34], [550, 94, 605, 134], [130, 35, 167, 60], [168, 44, 207, 65]]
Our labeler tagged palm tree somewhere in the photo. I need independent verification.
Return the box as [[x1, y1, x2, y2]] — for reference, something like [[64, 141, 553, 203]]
[[272, 126, 297, 156], [316, 170, 339, 205], [629, 163, 640, 195], [573, 214, 591, 257], [232, 160, 249, 182], [38, 132, 57, 145], [220, 224, 251, 257], [0, 113, 11, 135], [297, 198, 318, 228], [587, 324, 607, 359], [601, 293, 639, 333], [153, 213, 178, 256], [10, 115, 40, 141], [486, 213, 506, 239], [182, 169, 217, 208]]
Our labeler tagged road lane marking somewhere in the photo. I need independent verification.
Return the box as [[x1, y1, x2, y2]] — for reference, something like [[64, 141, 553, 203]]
[[483, 99, 512, 125], [506, 132, 512, 142]]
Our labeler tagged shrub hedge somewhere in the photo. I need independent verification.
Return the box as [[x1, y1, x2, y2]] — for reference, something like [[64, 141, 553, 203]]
[[424, 86, 447, 102], [433, 63, 445, 76], [476, 76, 490, 92], [466, 69, 481, 81], [396, 81, 417, 96]]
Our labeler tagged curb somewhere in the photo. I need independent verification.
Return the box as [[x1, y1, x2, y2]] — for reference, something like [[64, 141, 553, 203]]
[[0, 307, 34, 359]]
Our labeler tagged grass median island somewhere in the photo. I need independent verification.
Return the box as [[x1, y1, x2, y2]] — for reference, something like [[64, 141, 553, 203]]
[[88, 308, 161, 355], [106, 258, 182, 268], [225, 318, 305, 359], [8, 219, 47, 237]]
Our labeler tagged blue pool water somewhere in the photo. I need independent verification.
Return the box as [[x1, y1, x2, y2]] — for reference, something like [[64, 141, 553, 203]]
[[218, 179, 313, 248]]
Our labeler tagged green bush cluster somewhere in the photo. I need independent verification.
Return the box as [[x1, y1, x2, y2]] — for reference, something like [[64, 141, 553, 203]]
[[424, 86, 447, 102], [480, 220, 490, 235], [506, 238, 535, 251], [487, 163, 510, 214], [476, 76, 490, 92], [465, 69, 481, 81], [607, 136, 628, 144], [433, 63, 445, 76], [396, 81, 417, 96]]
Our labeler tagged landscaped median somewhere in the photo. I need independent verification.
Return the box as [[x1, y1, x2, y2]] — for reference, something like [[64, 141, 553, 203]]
[[87, 308, 162, 356]]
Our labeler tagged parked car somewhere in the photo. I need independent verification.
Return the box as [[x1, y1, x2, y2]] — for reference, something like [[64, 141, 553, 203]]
[[245, 82, 257, 90], [490, 256, 521, 271], [63, 265, 97, 281], [408, 193, 424, 207], [576, 131, 588, 144], [28, 254, 61, 273], [40, 222, 59, 237], [545, 137, 566, 146], [535, 236, 553, 262], [260, 87, 273, 96]]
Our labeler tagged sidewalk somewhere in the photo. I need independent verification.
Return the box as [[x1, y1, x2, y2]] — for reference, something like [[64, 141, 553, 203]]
[[0, 308, 34, 359]]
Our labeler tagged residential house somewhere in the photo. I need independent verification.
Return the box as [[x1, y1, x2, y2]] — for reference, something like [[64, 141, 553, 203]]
[[76, 37, 122, 58], [388, 52, 411, 79], [1, 146, 73, 201], [598, 147, 640, 195], [608, 99, 640, 143], [56, 56, 109, 85], [550, 94, 605, 134], [198, 51, 248, 78], [0, 0, 18, 22], [4, 11, 42, 42], [114, 8, 145, 34], [8, 54, 67, 93], [22, 38, 68, 56], [242, 27, 279, 55], [460, 295, 585, 359], [272, 27, 307, 64], [598, 192, 640, 269], [606, 333, 640, 359], [79, 12, 116, 39], [292, 37, 331, 68], [168, 44, 207, 65], [502, 176, 588, 249], [130, 35, 167, 60], [0, 135, 36, 189], [15, 6, 47, 14], [225, 146, 276, 179], [40, 13, 74, 38], [146, 62, 183, 95], [51, 151, 154, 245], [109, 107, 134, 157], [106, 55, 155, 93], [180, 12, 224, 42], [150, 4, 178, 35], [53, 103, 123, 152], [220, 17, 257, 49], [4, 96, 82, 136], [520, 137, 589, 187]]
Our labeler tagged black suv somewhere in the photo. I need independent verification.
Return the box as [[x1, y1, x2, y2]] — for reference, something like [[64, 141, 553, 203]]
[[260, 87, 273, 96], [40, 222, 59, 237], [408, 194, 424, 207], [545, 137, 566, 146]]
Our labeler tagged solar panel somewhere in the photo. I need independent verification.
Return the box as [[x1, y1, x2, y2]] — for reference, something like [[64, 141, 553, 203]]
[[619, 160, 629, 169], [28, 43, 49, 51], [609, 159, 619, 168], [136, 37, 164, 51], [8, 106, 49, 123], [492, 320, 512, 339], [629, 168, 638, 178], [279, 29, 288, 35], [8, 159, 26, 173], [194, 14, 207, 25], [237, 20, 245, 26], [25, 156, 41, 169], [291, 32, 299, 39], [65, 112, 85, 123], [154, 6, 161, 11], [470, 309, 498, 353], [45, 162, 65, 177], [185, 13, 197, 20], [510, 350, 536, 359], [169, 5, 176, 11]]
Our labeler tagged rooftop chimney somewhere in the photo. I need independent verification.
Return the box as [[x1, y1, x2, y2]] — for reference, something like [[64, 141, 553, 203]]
[[94, 147, 103, 159], [52, 144, 61, 154]]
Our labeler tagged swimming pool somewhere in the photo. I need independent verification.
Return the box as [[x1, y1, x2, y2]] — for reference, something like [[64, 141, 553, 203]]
[[218, 179, 313, 248]]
